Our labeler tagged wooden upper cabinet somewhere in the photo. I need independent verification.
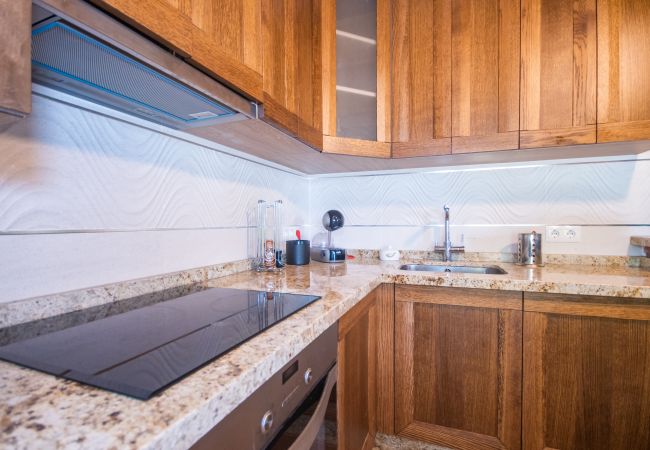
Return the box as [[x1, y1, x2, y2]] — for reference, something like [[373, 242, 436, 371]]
[[597, 0, 650, 142], [395, 285, 522, 450], [451, 0, 520, 154], [90, 0, 263, 100], [392, 0, 520, 157], [261, 0, 323, 149], [320, 0, 391, 158], [520, 0, 597, 148], [524, 293, 650, 449], [391, 0, 452, 158], [0, 1, 31, 129]]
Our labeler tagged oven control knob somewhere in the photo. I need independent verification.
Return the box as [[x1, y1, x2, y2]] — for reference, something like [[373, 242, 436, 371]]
[[304, 368, 313, 385], [260, 410, 273, 434]]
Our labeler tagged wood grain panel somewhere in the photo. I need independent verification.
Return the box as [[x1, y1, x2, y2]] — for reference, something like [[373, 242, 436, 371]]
[[295, 0, 314, 128], [323, 136, 390, 159], [396, 285, 522, 310], [598, 0, 650, 140], [520, 126, 596, 148], [190, 0, 242, 57], [307, 0, 323, 134], [338, 284, 394, 449], [452, 131, 519, 154], [89, 0, 193, 56], [395, 286, 522, 449], [321, 0, 336, 137], [262, 0, 285, 111], [498, 0, 521, 135], [598, 119, 650, 142], [160, 0, 191, 16], [338, 304, 372, 450], [391, 0, 452, 156], [261, 0, 322, 149], [524, 292, 650, 320], [391, 139, 451, 158], [190, 30, 263, 100], [188, 0, 262, 74], [0, 1, 31, 119], [298, 122, 323, 150], [520, 0, 597, 148], [261, 94, 298, 138], [451, 0, 520, 154], [376, 0, 392, 144], [375, 284, 394, 434], [524, 308, 650, 449]]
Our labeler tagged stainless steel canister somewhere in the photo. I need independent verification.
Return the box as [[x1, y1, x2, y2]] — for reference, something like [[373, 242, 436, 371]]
[[517, 231, 543, 266]]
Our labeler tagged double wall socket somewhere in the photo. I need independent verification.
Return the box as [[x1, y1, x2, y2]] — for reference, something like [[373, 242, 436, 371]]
[[545, 225, 582, 243]]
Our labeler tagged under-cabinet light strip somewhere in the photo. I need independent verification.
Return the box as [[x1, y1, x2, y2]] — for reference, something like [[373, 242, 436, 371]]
[[335, 85, 377, 97], [335, 29, 377, 45]]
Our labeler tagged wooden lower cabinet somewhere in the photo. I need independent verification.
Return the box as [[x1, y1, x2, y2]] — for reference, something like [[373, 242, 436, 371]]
[[394, 285, 523, 450], [337, 283, 394, 450], [523, 293, 650, 449]]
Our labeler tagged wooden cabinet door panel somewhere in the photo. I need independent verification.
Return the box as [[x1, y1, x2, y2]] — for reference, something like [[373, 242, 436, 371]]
[[189, 0, 263, 100], [520, 0, 597, 148], [451, 0, 520, 154], [189, 0, 261, 73], [391, 0, 452, 158], [262, 0, 322, 149], [523, 293, 650, 450], [90, 0, 193, 56], [0, 0, 31, 126], [338, 284, 394, 450], [395, 286, 522, 450], [597, 0, 650, 142]]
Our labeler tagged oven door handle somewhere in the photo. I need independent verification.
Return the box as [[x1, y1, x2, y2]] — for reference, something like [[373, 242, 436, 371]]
[[288, 363, 337, 450]]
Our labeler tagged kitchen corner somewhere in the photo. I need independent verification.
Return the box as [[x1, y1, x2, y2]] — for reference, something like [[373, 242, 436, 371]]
[[2, 0, 650, 448]]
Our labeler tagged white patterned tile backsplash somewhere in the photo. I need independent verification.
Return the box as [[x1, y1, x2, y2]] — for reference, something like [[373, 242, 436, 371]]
[[310, 160, 650, 227], [0, 95, 308, 231], [309, 153, 650, 257], [1, 89, 649, 303]]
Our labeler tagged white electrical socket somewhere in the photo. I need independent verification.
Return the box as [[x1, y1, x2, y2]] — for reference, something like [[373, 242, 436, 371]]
[[545, 226, 582, 243]]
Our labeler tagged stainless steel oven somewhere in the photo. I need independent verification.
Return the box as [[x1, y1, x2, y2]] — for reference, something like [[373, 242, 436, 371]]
[[192, 324, 338, 450]]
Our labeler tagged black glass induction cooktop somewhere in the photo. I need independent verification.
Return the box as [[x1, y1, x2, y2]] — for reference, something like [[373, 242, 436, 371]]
[[0, 288, 320, 399]]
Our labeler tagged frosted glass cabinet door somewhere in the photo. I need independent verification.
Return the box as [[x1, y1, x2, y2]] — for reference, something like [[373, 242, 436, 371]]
[[335, 0, 378, 141]]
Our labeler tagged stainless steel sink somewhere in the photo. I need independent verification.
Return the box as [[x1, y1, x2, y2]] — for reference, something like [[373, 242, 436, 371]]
[[399, 264, 507, 275]]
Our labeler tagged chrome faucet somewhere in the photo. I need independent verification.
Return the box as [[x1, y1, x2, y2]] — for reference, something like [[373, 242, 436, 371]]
[[434, 205, 465, 261]]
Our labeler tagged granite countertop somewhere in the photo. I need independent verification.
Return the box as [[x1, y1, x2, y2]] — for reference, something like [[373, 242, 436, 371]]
[[1, 259, 649, 450]]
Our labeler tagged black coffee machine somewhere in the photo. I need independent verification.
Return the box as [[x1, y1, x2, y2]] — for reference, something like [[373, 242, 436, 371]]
[[311, 210, 347, 263]]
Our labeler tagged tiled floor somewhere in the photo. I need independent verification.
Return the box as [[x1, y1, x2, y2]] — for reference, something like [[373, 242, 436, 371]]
[[375, 433, 451, 450]]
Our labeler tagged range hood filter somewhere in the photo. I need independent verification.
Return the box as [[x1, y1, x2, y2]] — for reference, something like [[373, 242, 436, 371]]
[[31, 21, 238, 129]]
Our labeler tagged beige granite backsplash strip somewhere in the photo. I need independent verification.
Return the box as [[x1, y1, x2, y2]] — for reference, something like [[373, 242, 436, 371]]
[[347, 249, 643, 267], [0, 259, 252, 329], [1, 251, 645, 330]]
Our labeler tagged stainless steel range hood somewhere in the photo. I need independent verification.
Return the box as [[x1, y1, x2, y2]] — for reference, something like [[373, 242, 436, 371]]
[[31, 1, 258, 130]]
